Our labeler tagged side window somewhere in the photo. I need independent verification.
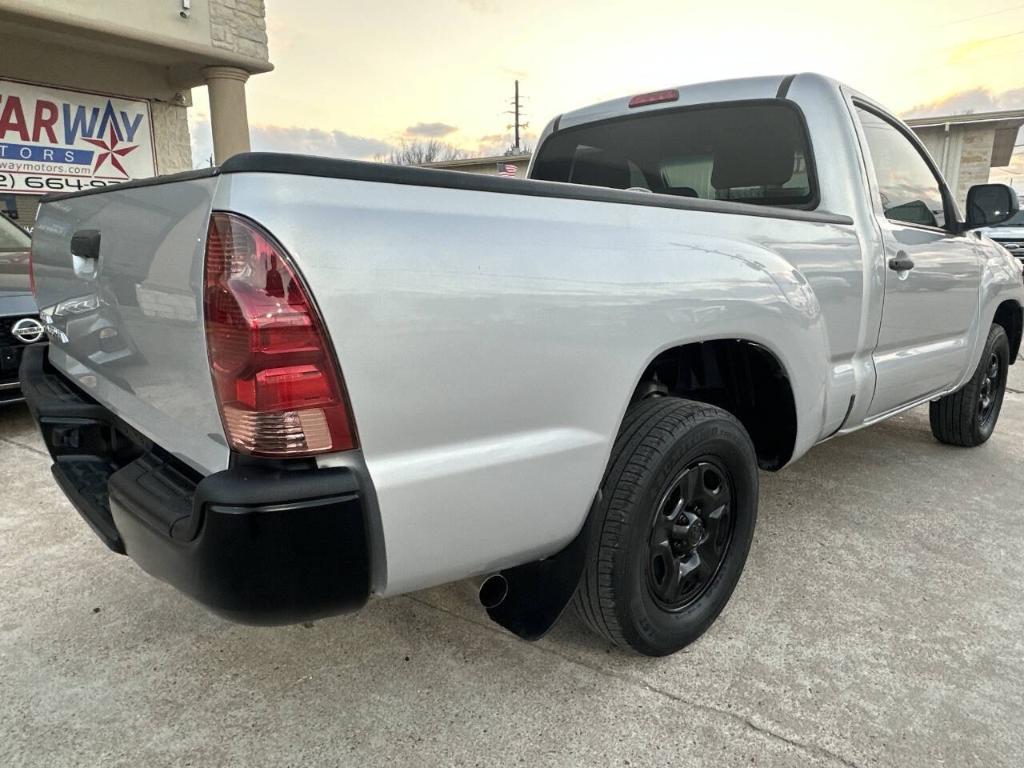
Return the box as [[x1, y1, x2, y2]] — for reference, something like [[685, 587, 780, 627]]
[[855, 106, 946, 228]]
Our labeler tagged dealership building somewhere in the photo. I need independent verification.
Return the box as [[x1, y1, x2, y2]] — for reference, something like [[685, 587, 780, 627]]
[[0, 0, 271, 228], [908, 110, 1024, 207]]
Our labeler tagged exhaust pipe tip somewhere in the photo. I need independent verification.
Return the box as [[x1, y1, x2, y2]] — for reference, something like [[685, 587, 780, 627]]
[[478, 574, 509, 610]]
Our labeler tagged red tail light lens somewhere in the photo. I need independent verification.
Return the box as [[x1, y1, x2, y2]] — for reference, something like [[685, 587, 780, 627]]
[[203, 212, 357, 457], [628, 89, 679, 108]]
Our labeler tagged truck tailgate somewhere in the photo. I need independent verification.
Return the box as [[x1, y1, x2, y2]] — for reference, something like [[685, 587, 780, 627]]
[[31, 177, 227, 474]]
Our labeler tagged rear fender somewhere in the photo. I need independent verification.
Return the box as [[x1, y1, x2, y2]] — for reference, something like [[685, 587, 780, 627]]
[[485, 244, 829, 640]]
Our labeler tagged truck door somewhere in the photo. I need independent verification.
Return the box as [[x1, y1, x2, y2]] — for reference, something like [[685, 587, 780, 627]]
[[854, 104, 982, 418]]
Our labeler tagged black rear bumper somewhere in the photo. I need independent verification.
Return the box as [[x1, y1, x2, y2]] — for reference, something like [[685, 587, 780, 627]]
[[18, 345, 371, 624]]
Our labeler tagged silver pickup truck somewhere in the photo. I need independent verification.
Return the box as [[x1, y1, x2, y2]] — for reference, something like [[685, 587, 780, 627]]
[[20, 73, 1024, 656]]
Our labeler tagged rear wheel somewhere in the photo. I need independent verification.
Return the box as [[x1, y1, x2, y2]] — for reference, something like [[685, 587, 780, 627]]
[[573, 397, 758, 656], [929, 324, 1009, 447]]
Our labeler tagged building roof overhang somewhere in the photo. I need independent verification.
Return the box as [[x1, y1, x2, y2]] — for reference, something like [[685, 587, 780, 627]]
[[907, 110, 1024, 167], [0, 2, 273, 90]]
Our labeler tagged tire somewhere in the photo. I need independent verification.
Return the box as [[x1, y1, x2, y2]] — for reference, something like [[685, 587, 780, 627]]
[[929, 324, 1009, 447], [573, 396, 759, 656]]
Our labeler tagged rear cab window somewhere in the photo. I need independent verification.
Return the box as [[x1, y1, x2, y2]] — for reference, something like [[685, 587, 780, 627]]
[[531, 102, 818, 209]]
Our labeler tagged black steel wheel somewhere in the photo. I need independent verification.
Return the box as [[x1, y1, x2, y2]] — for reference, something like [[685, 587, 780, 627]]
[[573, 397, 758, 657], [647, 460, 736, 611], [977, 351, 1002, 429], [930, 323, 1009, 447]]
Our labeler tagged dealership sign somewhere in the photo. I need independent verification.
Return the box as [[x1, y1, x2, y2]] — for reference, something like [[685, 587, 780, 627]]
[[0, 79, 156, 195]]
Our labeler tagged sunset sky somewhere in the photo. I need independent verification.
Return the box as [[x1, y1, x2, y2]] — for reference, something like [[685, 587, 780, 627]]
[[189, 0, 1024, 184]]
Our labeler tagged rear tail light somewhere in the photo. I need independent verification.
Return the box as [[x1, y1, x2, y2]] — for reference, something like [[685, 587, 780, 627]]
[[628, 89, 679, 108], [203, 212, 357, 457]]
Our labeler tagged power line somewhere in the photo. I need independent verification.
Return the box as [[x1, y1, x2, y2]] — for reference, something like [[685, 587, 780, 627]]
[[951, 45, 1024, 64], [935, 3, 1024, 27], [964, 28, 1024, 46]]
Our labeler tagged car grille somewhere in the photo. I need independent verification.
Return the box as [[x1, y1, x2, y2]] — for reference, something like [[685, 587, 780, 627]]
[[994, 239, 1024, 260]]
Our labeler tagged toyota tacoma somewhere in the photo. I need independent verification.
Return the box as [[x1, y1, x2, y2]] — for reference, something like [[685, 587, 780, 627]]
[[20, 73, 1024, 656]]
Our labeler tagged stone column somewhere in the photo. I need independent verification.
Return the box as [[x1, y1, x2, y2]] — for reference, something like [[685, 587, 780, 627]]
[[203, 66, 252, 163]]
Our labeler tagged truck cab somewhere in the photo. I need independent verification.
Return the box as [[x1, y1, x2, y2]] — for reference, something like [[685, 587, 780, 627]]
[[530, 73, 1023, 434]]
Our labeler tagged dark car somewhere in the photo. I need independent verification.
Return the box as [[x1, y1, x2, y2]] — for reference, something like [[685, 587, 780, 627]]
[[980, 209, 1024, 264], [1, 212, 44, 405]]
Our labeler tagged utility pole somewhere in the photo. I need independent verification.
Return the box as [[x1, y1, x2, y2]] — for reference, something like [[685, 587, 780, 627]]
[[514, 80, 520, 150], [506, 79, 528, 153]]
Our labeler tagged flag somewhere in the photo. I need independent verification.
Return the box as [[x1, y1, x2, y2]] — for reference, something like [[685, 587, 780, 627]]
[[497, 163, 517, 177]]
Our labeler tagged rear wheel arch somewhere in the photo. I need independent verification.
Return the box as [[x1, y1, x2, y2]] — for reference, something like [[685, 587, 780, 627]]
[[479, 338, 795, 642], [629, 339, 798, 471]]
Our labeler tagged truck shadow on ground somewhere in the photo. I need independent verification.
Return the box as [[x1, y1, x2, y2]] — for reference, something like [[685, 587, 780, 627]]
[[412, 403, 1003, 659]]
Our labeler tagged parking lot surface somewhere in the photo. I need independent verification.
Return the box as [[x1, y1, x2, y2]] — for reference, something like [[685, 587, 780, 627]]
[[2, 368, 1023, 767]]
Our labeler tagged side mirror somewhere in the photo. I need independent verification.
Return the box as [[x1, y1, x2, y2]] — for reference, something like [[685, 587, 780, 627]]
[[965, 183, 1019, 229]]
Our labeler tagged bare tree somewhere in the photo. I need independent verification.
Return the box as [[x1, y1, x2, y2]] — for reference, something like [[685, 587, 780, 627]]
[[506, 141, 532, 156], [375, 139, 468, 165]]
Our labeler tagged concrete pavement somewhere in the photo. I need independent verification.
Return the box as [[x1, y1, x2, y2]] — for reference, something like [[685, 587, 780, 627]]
[[1, 369, 1023, 767]]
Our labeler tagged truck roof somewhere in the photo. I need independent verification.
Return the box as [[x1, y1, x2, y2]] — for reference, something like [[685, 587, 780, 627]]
[[555, 72, 840, 131]]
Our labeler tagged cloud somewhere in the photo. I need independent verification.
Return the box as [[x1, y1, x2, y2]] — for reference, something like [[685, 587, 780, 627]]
[[405, 122, 458, 138], [903, 87, 1024, 118], [473, 131, 539, 157], [251, 124, 395, 158], [189, 114, 215, 168], [188, 116, 396, 168], [186, 117, 538, 171], [457, 0, 499, 11]]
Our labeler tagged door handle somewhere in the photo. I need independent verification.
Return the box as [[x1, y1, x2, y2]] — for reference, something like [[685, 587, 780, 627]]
[[888, 252, 914, 272]]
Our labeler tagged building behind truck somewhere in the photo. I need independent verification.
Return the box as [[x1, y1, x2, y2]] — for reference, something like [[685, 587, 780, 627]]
[[0, 0, 272, 229]]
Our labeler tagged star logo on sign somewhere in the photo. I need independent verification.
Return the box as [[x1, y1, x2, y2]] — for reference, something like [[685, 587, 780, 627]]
[[83, 124, 138, 177]]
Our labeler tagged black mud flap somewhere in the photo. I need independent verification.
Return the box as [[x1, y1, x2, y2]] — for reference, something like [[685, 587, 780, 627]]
[[484, 498, 598, 641]]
